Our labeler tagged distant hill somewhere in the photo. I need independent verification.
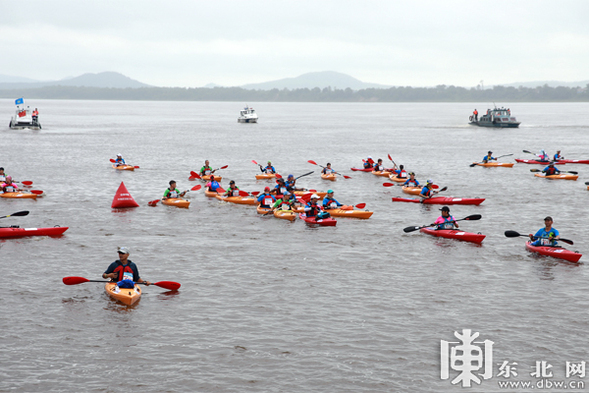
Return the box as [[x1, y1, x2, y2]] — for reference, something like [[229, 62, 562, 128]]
[[0, 72, 150, 89], [499, 80, 589, 88], [240, 71, 391, 91]]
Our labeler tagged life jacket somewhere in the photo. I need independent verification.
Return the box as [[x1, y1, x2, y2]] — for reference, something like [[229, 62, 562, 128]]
[[166, 188, 179, 198], [274, 185, 287, 195], [421, 186, 432, 197], [285, 180, 295, 190], [115, 158, 125, 165], [278, 199, 293, 210], [323, 197, 339, 209], [260, 193, 275, 207], [2, 183, 17, 193], [437, 216, 455, 230], [201, 166, 212, 175], [305, 202, 321, 216], [404, 179, 418, 187], [208, 181, 220, 191], [113, 261, 135, 282], [544, 167, 557, 176], [264, 166, 275, 174], [322, 167, 333, 174], [396, 169, 407, 178]]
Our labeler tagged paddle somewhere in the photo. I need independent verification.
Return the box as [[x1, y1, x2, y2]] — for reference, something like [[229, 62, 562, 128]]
[[585, 182, 589, 185], [30, 190, 44, 195], [307, 160, 351, 179], [189, 171, 202, 180], [295, 171, 314, 180], [62, 276, 181, 290], [387, 154, 397, 166], [403, 214, 482, 233], [20, 181, 33, 186], [148, 188, 192, 206], [214, 165, 229, 171], [530, 169, 578, 175], [504, 230, 574, 245], [110, 158, 139, 169], [383, 182, 439, 189], [469, 153, 514, 167], [0, 210, 29, 219], [191, 185, 202, 191]]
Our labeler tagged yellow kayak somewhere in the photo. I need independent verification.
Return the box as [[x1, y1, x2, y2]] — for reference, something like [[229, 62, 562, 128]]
[[105, 282, 141, 306]]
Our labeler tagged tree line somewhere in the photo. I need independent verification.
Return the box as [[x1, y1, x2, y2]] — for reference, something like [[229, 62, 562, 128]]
[[1, 84, 588, 102]]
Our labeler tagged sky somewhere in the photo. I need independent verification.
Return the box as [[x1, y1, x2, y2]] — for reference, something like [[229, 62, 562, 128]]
[[1, 0, 588, 88]]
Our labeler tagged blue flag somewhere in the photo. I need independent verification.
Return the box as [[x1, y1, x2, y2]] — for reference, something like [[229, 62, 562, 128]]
[[15, 98, 24, 105]]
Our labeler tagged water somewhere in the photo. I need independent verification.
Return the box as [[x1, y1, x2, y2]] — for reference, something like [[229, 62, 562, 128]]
[[1, 100, 589, 392]]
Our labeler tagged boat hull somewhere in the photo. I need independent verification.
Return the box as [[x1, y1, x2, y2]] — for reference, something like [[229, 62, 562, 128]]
[[525, 241, 582, 263], [201, 175, 222, 182], [255, 174, 277, 180], [469, 120, 520, 128], [256, 205, 272, 214], [419, 227, 485, 244], [350, 167, 373, 172], [325, 206, 373, 219], [238, 118, 257, 123], [0, 226, 68, 239], [372, 171, 392, 177], [215, 195, 257, 205], [321, 173, 337, 181], [534, 173, 578, 181], [298, 213, 337, 226], [274, 209, 297, 221], [161, 198, 190, 208], [401, 186, 422, 195], [392, 197, 485, 205], [105, 282, 141, 306], [388, 174, 406, 182], [0, 192, 37, 199], [473, 162, 514, 167], [112, 164, 135, 171], [9, 120, 41, 130]]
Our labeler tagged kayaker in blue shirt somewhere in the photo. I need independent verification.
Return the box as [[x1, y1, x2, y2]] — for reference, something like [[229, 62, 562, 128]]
[[372, 159, 385, 172], [259, 161, 276, 174], [257, 187, 276, 208], [304, 194, 323, 217], [205, 175, 221, 192], [115, 154, 126, 166], [419, 180, 438, 201], [403, 172, 420, 187], [542, 162, 560, 176], [363, 156, 374, 169], [529, 216, 560, 246], [553, 150, 564, 161], [103, 247, 151, 286], [272, 178, 288, 196], [433, 206, 459, 230], [285, 174, 306, 192], [482, 151, 496, 163], [322, 190, 343, 210], [391, 164, 407, 178], [322, 163, 335, 175]]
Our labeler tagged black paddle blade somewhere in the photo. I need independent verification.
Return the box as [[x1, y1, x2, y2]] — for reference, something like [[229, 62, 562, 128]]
[[530, 169, 540, 172], [464, 214, 482, 221], [504, 230, 522, 238], [566, 171, 578, 175], [403, 226, 421, 233], [469, 163, 478, 167], [523, 150, 533, 154]]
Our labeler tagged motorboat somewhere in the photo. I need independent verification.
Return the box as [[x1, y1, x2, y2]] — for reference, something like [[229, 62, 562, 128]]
[[238, 105, 258, 123], [468, 107, 520, 128], [9, 99, 41, 130]]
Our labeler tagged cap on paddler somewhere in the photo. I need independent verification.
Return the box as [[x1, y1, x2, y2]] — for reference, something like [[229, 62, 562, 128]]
[[118, 246, 130, 254], [311, 194, 319, 199], [327, 189, 334, 194], [488, 151, 492, 154], [439, 206, 450, 212], [427, 179, 433, 184], [264, 186, 270, 191], [544, 216, 553, 221]]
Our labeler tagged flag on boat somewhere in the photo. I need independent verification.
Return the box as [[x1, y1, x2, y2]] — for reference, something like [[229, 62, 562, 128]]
[[15, 98, 24, 105]]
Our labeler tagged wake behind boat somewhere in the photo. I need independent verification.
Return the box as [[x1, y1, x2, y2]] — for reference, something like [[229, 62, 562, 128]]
[[469, 107, 520, 128], [9, 98, 41, 130], [238, 105, 258, 123]]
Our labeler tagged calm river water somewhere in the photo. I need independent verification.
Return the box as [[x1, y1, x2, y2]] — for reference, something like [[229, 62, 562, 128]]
[[1, 100, 589, 392]]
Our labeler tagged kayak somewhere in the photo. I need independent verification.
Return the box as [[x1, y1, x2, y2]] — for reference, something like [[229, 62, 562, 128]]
[[472, 162, 514, 168], [388, 174, 407, 182], [515, 159, 565, 165], [351, 167, 373, 172], [256, 205, 272, 214], [525, 241, 582, 263], [325, 206, 373, 219], [372, 171, 392, 177], [161, 198, 190, 208], [274, 209, 297, 221], [105, 282, 141, 306], [0, 192, 37, 199], [402, 186, 422, 195], [392, 196, 485, 205], [112, 164, 135, 171], [255, 173, 278, 180], [201, 174, 222, 182], [534, 173, 578, 181], [555, 159, 589, 164], [0, 226, 68, 239], [419, 227, 486, 244], [215, 195, 257, 205], [294, 191, 327, 198], [321, 173, 337, 181], [299, 213, 337, 226], [204, 189, 220, 197]]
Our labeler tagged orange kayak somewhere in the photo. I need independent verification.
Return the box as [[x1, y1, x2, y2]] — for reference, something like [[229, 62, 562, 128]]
[[112, 164, 135, 171], [321, 173, 337, 181], [161, 198, 190, 208], [388, 174, 407, 182], [257, 205, 272, 214], [204, 189, 220, 197], [255, 173, 278, 180], [274, 209, 297, 221], [325, 206, 373, 219], [294, 191, 327, 198], [105, 282, 141, 306], [472, 162, 514, 168], [0, 192, 37, 199], [201, 174, 222, 182], [401, 186, 422, 195], [372, 171, 392, 177], [215, 195, 257, 205], [534, 173, 578, 181]]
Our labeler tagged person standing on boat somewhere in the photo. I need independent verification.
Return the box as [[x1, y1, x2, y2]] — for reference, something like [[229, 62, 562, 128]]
[[259, 161, 276, 174], [115, 154, 126, 167], [433, 206, 459, 230], [205, 175, 221, 193], [419, 180, 439, 202], [200, 160, 216, 176], [163, 180, 187, 200], [322, 190, 343, 210], [553, 150, 565, 161], [542, 162, 560, 176], [482, 151, 496, 164], [322, 163, 336, 175], [1, 176, 18, 193], [372, 159, 385, 172], [103, 247, 151, 286], [257, 187, 276, 208], [403, 172, 420, 187], [32, 108, 39, 123], [473, 109, 478, 121], [529, 217, 559, 246]]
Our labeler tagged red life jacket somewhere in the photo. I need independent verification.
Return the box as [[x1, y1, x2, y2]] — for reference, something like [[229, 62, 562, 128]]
[[113, 262, 135, 282]]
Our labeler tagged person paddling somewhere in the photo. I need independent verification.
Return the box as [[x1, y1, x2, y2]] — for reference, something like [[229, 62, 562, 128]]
[[482, 151, 496, 164], [322, 163, 335, 175], [304, 194, 323, 217], [0, 167, 7, 182], [529, 216, 560, 247], [372, 159, 385, 172], [259, 161, 276, 174], [257, 187, 276, 208], [272, 178, 288, 196], [553, 150, 564, 161], [391, 164, 407, 178], [200, 160, 216, 177], [542, 162, 560, 176], [273, 192, 297, 211], [433, 206, 459, 230], [103, 247, 151, 287], [285, 174, 306, 192], [115, 154, 126, 167], [537, 149, 549, 162], [205, 175, 221, 192], [363, 156, 374, 169], [224, 180, 240, 197], [1, 176, 18, 193], [419, 180, 438, 202], [322, 190, 343, 210], [403, 172, 420, 187], [163, 180, 187, 200]]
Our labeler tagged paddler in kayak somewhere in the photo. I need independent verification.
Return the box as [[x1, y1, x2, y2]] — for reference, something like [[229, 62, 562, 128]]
[[273, 192, 297, 211], [482, 151, 496, 164], [529, 216, 560, 246], [200, 160, 216, 177], [322, 190, 343, 210], [372, 159, 385, 172], [322, 163, 336, 175], [223, 180, 241, 197], [433, 206, 459, 230], [272, 178, 289, 196], [542, 162, 560, 176], [363, 156, 375, 169], [115, 154, 126, 167], [285, 174, 306, 192], [163, 180, 187, 200], [537, 149, 550, 162], [1, 176, 18, 193], [419, 180, 439, 202], [205, 175, 221, 193], [403, 172, 420, 187], [304, 194, 325, 218], [259, 161, 276, 174], [103, 247, 151, 287], [0, 167, 6, 182], [553, 150, 564, 161], [390, 164, 407, 178], [257, 187, 276, 208]]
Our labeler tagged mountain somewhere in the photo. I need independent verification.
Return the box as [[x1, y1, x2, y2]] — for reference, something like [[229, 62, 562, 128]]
[[499, 80, 589, 88], [0, 72, 150, 89], [240, 71, 391, 91]]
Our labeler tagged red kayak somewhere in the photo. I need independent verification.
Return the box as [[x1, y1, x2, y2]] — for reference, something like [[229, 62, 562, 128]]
[[555, 159, 589, 164], [525, 241, 582, 263], [515, 159, 566, 165], [392, 197, 485, 205], [419, 227, 485, 244], [298, 213, 337, 226], [350, 167, 373, 172], [0, 226, 69, 239]]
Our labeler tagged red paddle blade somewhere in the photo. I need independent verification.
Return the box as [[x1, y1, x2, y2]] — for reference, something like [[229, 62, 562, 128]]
[[252, 160, 258, 165], [308, 160, 317, 165], [110, 159, 116, 163], [63, 276, 90, 285], [188, 176, 198, 181], [308, 189, 317, 192], [134, 166, 140, 169], [388, 154, 393, 161], [30, 190, 44, 195], [432, 184, 439, 189], [275, 174, 282, 179], [190, 171, 201, 179], [191, 185, 202, 191], [238, 190, 250, 197], [383, 183, 394, 187], [250, 191, 260, 196], [154, 281, 181, 290], [219, 165, 228, 169], [355, 203, 366, 209], [148, 199, 160, 206], [216, 187, 226, 193], [21, 181, 33, 186], [343, 175, 352, 179], [300, 193, 312, 202]]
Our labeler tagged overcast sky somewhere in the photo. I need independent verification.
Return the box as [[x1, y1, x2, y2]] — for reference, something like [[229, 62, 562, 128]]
[[1, 0, 588, 88]]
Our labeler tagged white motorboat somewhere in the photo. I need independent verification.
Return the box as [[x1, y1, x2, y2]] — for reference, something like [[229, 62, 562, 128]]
[[9, 99, 41, 130], [237, 105, 258, 123]]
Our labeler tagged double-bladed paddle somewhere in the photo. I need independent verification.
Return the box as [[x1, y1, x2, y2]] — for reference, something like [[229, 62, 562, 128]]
[[383, 182, 439, 189], [148, 186, 198, 206], [403, 214, 482, 233], [504, 230, 573, 245], [62, 276, 181, 290], [0, 210, 29, 219], [387, 154, 397, 166], [530, 169, 578, 175], [307, 160, 351, 179]]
